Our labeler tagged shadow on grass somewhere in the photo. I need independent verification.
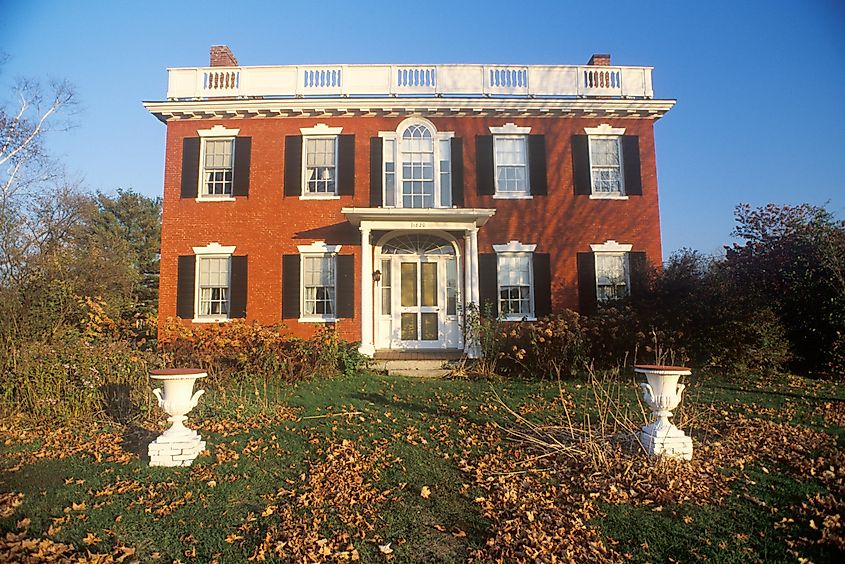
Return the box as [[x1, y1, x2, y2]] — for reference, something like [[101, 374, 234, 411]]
[[119, 425, 159, 463], [351, 391, 485, 424], [707, 383, 845, 403]]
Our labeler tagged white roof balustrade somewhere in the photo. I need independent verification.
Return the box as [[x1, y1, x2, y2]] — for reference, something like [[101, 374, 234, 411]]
[[165, 64, 655, 100]]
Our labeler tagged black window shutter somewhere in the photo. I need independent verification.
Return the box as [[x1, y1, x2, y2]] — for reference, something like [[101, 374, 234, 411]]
[[229, 256, 248, 318], [335, 255, 355, 318], [337, 135, 355, 196], [622, 136, 642, 195], [528, 135, 548, 196], [450, 138, 464, 206], [232, 137, 251, 197], [284, 136, 302, 197], [476, 135, 495, 196], [282, 254, 300, 319], [369, 137, 383, 207], [572, 135, 592, 195], [181, 138, 200, 198], [577, 252, 597, 315], [478, 253, 498, 318], [176, 255, 195, 319], [628, 251, 648, 299], [533, 253, 552, 317]]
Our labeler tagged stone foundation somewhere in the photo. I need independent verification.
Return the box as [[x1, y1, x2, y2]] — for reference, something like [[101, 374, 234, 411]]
[[640, 424, 693, 461], [148, 431, 206, 467]]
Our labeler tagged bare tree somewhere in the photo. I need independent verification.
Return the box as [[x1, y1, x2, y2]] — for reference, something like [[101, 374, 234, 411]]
[[0, 63, 79, 285]]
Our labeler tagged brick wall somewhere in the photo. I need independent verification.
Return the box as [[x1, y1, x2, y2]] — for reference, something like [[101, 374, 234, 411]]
[[159, 115, 662, 340]]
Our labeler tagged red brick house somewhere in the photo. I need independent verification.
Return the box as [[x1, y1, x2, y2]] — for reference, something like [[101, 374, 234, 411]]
[[144, 46, 674, 357]]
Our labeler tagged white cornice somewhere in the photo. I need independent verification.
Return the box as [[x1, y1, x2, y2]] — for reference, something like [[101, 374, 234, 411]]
[[193, 242, 236, 255], [300, 123, 343, 135], [489, 122, 531, 134], [584, 123, 626, 136], [143, 97, 676, 123], [197, 124, 240, 137], [590, 240, 632, 253], [493, 240, 537, 253], [297, 241, 342, 254]]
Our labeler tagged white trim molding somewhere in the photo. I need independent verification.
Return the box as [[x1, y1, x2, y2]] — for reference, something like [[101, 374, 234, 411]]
[[197, 124, 241, 137], [300, 123, 343, 135], [590, 240, 633, 252], [584, 123, 626, 136], [193, 242, 237, 255], [297, 241, 342, 254], [493, 240, 537, 253], [489, 122, 532, 135]]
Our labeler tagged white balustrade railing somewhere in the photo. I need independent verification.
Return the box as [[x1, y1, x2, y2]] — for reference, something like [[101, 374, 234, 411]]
[[165, 64, 654, 100]]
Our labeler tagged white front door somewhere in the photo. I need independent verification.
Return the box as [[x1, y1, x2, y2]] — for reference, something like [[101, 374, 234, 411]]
[[375, 254, 461, 350]]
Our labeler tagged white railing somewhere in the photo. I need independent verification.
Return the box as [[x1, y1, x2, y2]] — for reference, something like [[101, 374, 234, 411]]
[[165, 64, 654, 100]]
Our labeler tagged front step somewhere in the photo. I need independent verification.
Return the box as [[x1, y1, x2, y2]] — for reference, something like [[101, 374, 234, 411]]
[[370, 350, 465, 377]]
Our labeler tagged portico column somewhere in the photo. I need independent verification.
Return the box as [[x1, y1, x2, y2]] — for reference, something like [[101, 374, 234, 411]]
[[469, 227, 480, 307], [358, 226, 375, 357], [464, 231, 473, 310]]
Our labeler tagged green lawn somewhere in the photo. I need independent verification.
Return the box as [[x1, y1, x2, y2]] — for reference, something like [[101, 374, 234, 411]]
[[1, 371, 843, 562]]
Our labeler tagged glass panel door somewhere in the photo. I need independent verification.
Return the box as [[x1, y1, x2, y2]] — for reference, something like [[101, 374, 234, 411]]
[[399, 259, 440, 344]]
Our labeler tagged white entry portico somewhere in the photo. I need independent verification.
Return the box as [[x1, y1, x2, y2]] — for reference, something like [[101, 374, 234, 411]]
[[342, 207, 495, 357]]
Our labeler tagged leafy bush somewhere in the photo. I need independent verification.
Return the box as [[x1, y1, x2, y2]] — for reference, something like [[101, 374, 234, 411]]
[[157, 318, 364, 388], [497, 311, 587, 379]]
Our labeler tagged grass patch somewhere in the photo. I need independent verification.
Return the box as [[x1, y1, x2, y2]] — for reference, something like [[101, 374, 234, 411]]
[[1, 371, 842, 562]]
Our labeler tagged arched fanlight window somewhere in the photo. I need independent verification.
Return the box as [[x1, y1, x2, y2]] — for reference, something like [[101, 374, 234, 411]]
[[381, 119, 453, 209], [381, 234, 456, 255]]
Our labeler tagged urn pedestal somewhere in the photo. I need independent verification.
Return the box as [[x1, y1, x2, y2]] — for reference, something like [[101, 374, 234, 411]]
[[148, 369, 207, 467], [635, 365, 693, 461]]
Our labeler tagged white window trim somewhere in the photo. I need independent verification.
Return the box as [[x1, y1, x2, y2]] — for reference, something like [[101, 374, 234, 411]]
[[197, 126, 240, 201], [379, 117, 454, 209], [300, 130, 341, 199], [492, 129, 531, 198], [192, 242, 236, 323], [585, 124, 626, 198], [591, 240, 632, 303], [494, 241, 536, 321], [298, 242, 342, 323]]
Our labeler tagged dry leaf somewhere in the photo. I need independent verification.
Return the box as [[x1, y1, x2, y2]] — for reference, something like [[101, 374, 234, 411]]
[[379, 543, 393, 554], [420, 486, 431, 499]]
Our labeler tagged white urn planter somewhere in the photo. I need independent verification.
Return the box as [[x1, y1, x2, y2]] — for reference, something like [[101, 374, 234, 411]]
[[148, 369, 207, 467], [635, 364, 693, 461]]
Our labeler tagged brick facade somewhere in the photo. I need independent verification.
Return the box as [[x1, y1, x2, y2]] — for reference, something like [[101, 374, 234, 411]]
[[158, 115, 663, 341]]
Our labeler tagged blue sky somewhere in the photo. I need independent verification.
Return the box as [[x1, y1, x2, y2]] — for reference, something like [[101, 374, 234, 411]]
[[1, 0, 843, 256]]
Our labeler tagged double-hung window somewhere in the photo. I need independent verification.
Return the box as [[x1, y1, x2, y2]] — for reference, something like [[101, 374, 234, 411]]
[[304, 137, 337, 195], [493, 241, 537, 320], [494, 136, 529, 195], [595, 253, 629, 301], [202, 138, 235, 197], [490, 123, 532, 198], [589, 137, 623, 195], [584, 124, 627, 198], [590, 240, 633, 302], [300, 125, 343, 198], [298, 242, 341, 321], [197, 256, 230, 318]]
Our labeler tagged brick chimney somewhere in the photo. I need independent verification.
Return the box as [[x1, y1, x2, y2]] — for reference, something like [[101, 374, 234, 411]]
[[210, 45, 238, 67], [587, 53, 611, 66]]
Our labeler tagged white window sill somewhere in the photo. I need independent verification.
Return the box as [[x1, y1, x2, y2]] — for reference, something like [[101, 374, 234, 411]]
[[192, 317, 232, 324], [298, 317, 338, 323], [299, 194, 341, 200], [589, 194, 629, 201], [502, 316, 537, 322], [493, 194, 533, 200], [195, 196, 236, 203]]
